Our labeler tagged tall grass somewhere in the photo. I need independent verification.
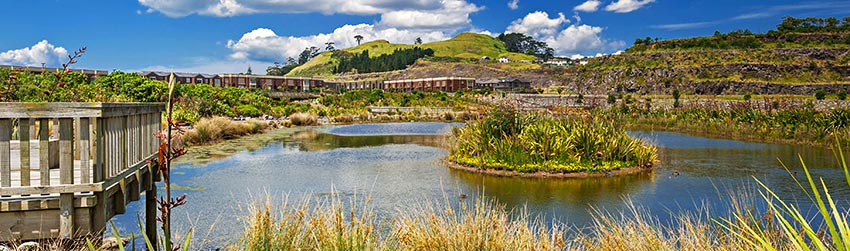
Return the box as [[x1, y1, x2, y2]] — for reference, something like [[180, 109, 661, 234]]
[[449, 108, 657, 173], [184, 116, 270, 145]]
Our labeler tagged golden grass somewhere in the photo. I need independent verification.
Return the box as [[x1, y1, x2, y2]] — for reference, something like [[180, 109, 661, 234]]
[[184, 116, 270, 145], [289, 112, 318, 126]]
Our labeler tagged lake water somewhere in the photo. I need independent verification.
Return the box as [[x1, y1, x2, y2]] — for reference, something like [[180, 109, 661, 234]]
[[112, 122, 850, 249]]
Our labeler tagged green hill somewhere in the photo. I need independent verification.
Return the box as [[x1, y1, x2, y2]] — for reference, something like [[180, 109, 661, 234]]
[[287, 33, 535, 77]]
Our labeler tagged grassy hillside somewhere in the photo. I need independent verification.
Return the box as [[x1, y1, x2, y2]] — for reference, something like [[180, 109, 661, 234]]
[[288, 33, 535, 77]]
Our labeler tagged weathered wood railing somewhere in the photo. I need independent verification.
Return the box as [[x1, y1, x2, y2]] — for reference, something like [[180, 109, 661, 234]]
[[0, 102, 163, 241]]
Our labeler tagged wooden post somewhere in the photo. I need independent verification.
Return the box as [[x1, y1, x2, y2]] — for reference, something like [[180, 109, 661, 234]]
[[39, 118, 50, 187], [19, 118, 30, 187], [92, 117, 107, 234], [79, 118, 90, 184], [0, 119, 10, 190], [59, 118, 75, 239], [145, 164, 158, 251]]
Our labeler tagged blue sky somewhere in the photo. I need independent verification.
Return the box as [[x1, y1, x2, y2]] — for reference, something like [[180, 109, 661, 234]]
[[1, 0, 849, 73]]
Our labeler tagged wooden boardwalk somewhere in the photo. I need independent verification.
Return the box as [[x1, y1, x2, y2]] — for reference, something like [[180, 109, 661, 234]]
[[0, 103, 163, 242]]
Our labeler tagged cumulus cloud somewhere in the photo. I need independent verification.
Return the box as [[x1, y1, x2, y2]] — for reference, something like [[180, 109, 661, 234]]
[[605, 0, 655, 13], [508, 0, 519, 10], [377, 0, 482, 31], [505, 11, 623, 56], [545, 24, 605, 55], [226, 25, 449, 62], [505, 11, 569, 38], [573, 0, 601, 12], [139, 0, 481, 30], [0, 40, 68, 67]]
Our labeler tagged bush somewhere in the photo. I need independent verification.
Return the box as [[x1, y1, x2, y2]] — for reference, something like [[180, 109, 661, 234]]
[[815, 90, 827, 100], [237, 105, 262, 118], [743, 93, 752, 101], [607, 94, 617, 104], [173, 109, 200, 125], [289, 112, 318, 126], [839, 90, 847, 100]]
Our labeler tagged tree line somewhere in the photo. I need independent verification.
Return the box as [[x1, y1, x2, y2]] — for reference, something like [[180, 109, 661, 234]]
[[333, 47, 434, 74]]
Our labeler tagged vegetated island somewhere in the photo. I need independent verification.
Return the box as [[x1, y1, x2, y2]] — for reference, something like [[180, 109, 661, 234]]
[[447, 108, 658, 178]]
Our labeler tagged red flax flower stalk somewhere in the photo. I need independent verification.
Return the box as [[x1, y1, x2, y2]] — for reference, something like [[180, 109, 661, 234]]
[[153, 73, 188, 251], [46, 47, 86, 98]]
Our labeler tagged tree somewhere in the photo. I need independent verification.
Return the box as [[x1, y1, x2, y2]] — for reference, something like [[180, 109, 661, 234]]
[[246, 66, 252, 75], [415, 37, 422, 45], [497, 33, 554, 61], [354, 35, 364, 45], [325, 41, 335, 52], [298, 46, 321, 64]]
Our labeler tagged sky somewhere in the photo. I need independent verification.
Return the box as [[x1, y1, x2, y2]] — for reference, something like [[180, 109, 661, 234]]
[[1, 0, 849, 74]]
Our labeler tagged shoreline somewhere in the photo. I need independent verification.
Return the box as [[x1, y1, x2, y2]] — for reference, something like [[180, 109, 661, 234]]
[[444, 160, 653, 179]]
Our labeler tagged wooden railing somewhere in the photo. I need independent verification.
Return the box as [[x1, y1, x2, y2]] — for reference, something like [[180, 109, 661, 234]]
[[0, 102, 164, 239]]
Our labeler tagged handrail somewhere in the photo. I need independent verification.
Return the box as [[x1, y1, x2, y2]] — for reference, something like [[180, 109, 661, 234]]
[[0, 102, 163, 190]]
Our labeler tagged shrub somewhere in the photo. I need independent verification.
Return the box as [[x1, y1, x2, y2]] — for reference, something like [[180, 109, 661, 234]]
[[289, 112, 318, 126], [607, 94, 617, 104], [838, 90, 847, 100], [815, 90, 827, 100], [743, 93, 752, 101], [173, 109, 200, 125], [237, 105, 262, 118]]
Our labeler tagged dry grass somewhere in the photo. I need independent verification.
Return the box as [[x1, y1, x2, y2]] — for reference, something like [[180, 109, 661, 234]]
[[289, 112, 318, 126], [184, 116, 270, 145]]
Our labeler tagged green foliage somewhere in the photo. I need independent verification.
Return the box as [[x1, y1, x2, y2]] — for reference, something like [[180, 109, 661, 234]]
[[497, 32, 554, 60], [838, 90, 847, 100], [816, 90, 828, 100], [237, 104, 262, 117], [449, 108, 657, 173], [672, 90, 681, 108], [607, 94, 617, 104], [743, 93, 752, 101]]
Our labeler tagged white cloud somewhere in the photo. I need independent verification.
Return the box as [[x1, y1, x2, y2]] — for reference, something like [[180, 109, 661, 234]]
[[140, 0, 481, 31], [508, 0, 519, 10], [0, 40, 68, 67], [377, 0, 482, 31], [135, 60, 270, 74], [545, 24, 605, 55], [573, 0, 601, 12], [605, 0, 655, 13], [226, 25, 449, 62], [506, 11, 569, 38], [651, 21, 718, 30], [505, 11, 621, 56]]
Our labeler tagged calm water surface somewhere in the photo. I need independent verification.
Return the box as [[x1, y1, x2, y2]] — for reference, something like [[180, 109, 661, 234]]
[[113, 122, 850, 248]]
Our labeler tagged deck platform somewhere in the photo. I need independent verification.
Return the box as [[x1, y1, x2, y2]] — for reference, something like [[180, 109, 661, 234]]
[[0, 103, 164, 242]]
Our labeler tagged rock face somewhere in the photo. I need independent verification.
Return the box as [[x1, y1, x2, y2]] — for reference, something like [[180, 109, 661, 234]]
[[328, 48, 850, 96]]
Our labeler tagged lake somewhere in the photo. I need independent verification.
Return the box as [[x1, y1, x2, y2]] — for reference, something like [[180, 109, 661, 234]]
[[111, 122, 850, 249]]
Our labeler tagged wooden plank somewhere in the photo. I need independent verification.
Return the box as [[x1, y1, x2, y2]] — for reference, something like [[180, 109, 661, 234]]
[[59, 193, 74, 239], [59, 118, 74, 185], [79, 118, 90, 184], [19, 118, 31, 187], [0, 183, 103, 196], [39, 119, 50, 187], [0, 102, 165, 119], [1, 119, 10, 188]]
